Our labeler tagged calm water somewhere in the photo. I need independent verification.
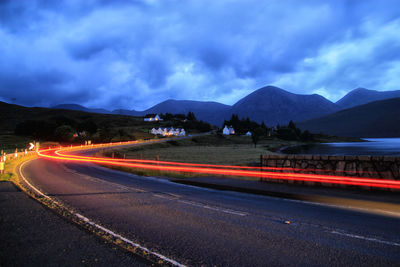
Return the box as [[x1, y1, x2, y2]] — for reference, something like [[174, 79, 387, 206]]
[[282, 138, 400, 156]]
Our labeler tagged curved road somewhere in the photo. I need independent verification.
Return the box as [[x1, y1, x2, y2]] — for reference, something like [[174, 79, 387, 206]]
[[20, 152, 400, 266]]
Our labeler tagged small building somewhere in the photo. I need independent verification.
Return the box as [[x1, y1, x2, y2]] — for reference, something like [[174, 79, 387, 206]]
[[222, 125, 235, 135], [245, 131, 252, 136], [150, 128, 158, 135], [150, 127, 185, 137], [144, 114, 162, 122]]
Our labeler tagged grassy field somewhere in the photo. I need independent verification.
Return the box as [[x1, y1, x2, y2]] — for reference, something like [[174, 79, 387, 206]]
[[105, 134, 302, 166], [99, 134, 302, 178]]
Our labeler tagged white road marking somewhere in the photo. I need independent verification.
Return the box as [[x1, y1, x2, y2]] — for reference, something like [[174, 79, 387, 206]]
[[153, 193, 248, 216], [75, 213, 186, 267], [18, 159, 186, 267], [331, 230, 400, 247], [178, 200, 249, 216], [60, 164, 146, 193], [19, 160, 62, 204], [154, 193, 179, 200]]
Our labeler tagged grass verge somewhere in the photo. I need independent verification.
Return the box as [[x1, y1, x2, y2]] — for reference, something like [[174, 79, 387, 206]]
[[97, 134, 301, 179], [0, 153, 37, 182]]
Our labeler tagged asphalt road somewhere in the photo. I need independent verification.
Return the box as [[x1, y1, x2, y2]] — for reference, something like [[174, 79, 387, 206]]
[[21, 157, 400, 266], [0, 181, 150, 267]]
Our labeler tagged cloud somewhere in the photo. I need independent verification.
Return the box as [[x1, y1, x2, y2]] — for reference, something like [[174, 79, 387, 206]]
[[1, 0, 400, 110], [274, 17, 400, 101]]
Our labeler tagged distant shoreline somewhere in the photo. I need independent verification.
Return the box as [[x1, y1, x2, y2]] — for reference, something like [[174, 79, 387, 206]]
[[277, 136, 366, 155]]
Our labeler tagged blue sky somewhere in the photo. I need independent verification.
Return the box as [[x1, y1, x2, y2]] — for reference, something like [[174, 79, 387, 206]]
[[1, 0, 400, 111]]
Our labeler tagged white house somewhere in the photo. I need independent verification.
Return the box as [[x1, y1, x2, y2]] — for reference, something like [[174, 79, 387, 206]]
[[245, 131, 252, 136], [222, 125, 235, 135], [150, 127, 186, 137], [222, 126, 229, 135], [144, 114, 162, 122]]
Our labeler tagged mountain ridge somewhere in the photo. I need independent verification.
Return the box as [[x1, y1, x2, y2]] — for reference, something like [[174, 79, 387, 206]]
[[47, 85, 400, 129], [52, 104, 112, 114], [298, 97, 400, 137], [336, 87, 400, 109], [230, 86, 339, 126]]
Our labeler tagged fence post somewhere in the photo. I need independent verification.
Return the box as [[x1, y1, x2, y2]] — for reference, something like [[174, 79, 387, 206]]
[[0, 160, 4, 174]]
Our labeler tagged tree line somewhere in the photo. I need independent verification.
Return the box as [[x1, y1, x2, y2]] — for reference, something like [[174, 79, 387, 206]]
[[222, 114, 313, 147], [160, 112, 212, 132]]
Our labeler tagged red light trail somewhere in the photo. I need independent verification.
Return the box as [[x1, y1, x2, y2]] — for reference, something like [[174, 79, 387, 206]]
[[36, 142, 400, 190], [54, 145, 374, 175]]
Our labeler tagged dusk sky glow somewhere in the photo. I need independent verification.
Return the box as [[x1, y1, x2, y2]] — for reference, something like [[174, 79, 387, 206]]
[[1, 0, 400, 110]]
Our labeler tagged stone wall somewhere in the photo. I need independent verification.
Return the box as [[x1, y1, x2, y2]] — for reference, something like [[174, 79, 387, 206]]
[[260, 154, 400, 180]]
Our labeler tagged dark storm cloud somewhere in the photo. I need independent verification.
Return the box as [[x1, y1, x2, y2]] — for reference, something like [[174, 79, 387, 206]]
[[0, 68, 89, 106], [1, 0, 400, 110]]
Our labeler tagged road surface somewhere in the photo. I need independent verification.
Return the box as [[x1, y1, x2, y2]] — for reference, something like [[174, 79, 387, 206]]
[[20, 155, 400, 266]]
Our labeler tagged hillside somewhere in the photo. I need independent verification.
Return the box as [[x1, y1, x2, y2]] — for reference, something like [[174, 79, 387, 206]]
[[336, 88, 400, 109], [0, 101, 147, 136], [230, 86, 339, 126], [297, 98, 400, 137], [111, 109, 142, 116], [53, 104, 111, 114], [142, 100, 230, 125]]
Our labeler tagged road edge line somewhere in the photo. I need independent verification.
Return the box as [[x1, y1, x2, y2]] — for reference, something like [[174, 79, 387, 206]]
[[16, 158, 186, 267]]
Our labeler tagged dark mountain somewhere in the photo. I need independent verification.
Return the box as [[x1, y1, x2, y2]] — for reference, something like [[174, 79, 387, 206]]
[[230, 86, 339, 126], [297, 98, 400, 137], [0, 101, 144, 134], [52, 104, 111, 114], [51, 101, 230, 125], [336, 88, 400, 109], [49, 86, 340, 126], [111, 109, 141, 116], [142, 99, 231, 125]]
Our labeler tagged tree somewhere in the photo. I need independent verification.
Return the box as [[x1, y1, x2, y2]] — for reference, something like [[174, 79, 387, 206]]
[[98, 127, 115, 142], [187, 111, 197, 121], [78, 120, 98, 135], [261, 121, 267, 129], [251, 127, 265, 148], [54, 125, 75, 142], [277, 127, 298, 141], [162, 113, 174, 121], [288, 120, 296, 130], [287, 120, 302, 137]]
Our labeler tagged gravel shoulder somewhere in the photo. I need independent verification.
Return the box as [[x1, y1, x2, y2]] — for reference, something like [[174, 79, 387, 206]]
[[0, 181, 150, 266]]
